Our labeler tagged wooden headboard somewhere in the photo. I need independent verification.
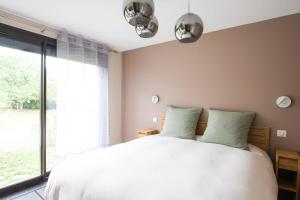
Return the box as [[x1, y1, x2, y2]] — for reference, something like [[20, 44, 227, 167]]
[[160, 118, 270, 152]]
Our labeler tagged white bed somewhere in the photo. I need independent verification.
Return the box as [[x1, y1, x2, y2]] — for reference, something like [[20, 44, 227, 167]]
[[45, 135, 277, 200]]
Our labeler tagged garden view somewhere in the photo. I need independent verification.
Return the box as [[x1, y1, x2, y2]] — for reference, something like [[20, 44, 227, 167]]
[[0, 46, 57, 188]]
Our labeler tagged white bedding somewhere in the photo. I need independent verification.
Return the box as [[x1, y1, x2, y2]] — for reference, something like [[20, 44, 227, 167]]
[[45, 136, 277, 200]]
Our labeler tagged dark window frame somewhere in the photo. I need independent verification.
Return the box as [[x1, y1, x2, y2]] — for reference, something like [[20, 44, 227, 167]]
[[0, 23, 56, 197]]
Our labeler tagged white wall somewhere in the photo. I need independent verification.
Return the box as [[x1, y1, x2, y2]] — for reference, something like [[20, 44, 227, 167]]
[[108, 52, 123, 145]]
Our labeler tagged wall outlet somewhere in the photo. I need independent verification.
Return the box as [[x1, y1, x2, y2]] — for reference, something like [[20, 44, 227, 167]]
[[277, 130, 287, 138], [152, 117, 158, 123]]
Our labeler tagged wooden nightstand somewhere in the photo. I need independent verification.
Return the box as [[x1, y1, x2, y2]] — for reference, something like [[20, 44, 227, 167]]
[[276, 148, 300, 200], [138, 129, 159, 137]]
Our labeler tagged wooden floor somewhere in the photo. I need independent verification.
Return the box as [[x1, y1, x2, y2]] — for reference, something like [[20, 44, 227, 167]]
[[1, 182, 46, 200]]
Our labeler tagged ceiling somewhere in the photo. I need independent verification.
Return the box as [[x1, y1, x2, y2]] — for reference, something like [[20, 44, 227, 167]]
[[0, 0, 299, 52]]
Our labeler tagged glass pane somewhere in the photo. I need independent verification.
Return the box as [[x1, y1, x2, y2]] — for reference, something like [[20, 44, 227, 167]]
[[0, 38, 41, 188], [46, 46, 58, 171]]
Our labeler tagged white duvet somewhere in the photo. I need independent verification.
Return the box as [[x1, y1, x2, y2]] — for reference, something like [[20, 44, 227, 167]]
[[45, 135, 277, 200]]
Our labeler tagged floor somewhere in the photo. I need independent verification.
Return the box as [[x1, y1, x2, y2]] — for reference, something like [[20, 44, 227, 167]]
[[1, 182, 46, 200]]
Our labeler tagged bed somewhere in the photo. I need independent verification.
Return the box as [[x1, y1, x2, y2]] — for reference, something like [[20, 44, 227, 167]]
[[45, 119, 277, 200]]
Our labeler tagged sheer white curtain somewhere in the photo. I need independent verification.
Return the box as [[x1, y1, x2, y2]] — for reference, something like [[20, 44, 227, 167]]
[[54, 31, 109, 159]]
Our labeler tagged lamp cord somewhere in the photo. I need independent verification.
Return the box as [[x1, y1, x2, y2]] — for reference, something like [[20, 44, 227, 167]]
[[188, 0, 190, 13]]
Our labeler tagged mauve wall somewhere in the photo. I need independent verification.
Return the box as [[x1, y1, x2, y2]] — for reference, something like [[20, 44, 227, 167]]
[[122, 14, 300, 155]]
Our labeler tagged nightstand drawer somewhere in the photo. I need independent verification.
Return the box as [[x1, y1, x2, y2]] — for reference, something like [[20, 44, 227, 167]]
[[278, 158, 298, 172]]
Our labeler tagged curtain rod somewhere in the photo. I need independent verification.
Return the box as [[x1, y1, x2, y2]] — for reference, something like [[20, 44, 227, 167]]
[[0, 9, 118, 53]]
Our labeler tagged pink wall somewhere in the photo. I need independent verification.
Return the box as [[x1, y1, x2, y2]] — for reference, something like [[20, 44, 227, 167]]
[[122, 14, 300, 155]]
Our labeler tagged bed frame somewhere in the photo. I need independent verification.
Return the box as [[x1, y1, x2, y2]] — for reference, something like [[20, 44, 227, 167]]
[[160, 118, 270, 152]]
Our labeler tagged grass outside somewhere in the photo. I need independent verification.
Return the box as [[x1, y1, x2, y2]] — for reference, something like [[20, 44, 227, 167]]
[[0, 147, 40, 187], [0, 109, 56, 188]]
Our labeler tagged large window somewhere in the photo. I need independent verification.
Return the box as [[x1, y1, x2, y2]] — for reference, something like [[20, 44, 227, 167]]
[[0, 24, 109, 195], [0, 24, 56, 193]]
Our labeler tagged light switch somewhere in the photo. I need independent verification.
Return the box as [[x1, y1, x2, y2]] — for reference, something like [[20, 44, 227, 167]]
[[152, 117, 158, 123], [277, 130, 287, 138]]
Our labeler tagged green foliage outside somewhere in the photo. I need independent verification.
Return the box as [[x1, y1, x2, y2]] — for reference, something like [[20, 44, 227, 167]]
[[0, 53, 56, 109]]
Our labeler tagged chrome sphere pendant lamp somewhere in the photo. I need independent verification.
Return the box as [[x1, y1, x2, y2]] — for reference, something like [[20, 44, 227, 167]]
[[122, 0, 203, 41], [175, 0, 204, 43], [123, 0, 155, 26], [135, 16, 158, 38]]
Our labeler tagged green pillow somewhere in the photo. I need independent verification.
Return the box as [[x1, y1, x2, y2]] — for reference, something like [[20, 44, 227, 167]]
[[160, 106, 202, 139], [201, 109, 255, 150]]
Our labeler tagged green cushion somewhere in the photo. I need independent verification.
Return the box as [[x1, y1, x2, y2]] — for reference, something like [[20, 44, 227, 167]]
[[160, 106, 202, 139], [201, 109, 255, 150]]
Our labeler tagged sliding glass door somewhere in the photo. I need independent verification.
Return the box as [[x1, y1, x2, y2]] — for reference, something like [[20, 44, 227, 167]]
[[0, 37, 41, 189], [0, 24, 56, 193]]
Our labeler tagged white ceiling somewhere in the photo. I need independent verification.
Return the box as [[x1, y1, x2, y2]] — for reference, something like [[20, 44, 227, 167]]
[[0, 0, 299, 52]]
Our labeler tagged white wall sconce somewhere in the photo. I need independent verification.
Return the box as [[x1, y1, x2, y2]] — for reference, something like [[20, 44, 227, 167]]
[[151, 95, 159, 104], [276, 96, 292, 108]]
